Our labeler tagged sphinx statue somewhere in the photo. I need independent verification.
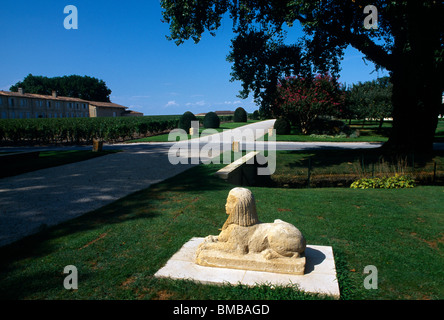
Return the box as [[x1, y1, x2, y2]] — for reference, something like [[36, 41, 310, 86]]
[[195, 187, 306, 275]]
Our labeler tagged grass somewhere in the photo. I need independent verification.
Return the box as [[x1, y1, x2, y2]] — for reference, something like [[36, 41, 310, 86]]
[[127, 120, 260, 143], [0, 150, 119, 179], [262, 119, 444, 143], [0, 162, 442, 300], [434, 119, 444, 142], [271, 149, 444, 188]]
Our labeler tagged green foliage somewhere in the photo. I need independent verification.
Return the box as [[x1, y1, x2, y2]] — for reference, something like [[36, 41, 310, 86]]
[[0, 117, 179, 145], [310, 118, 353, 136], [273, 74, 345, 134], [233, 107, 247, 122], [274, 118, 291, 135], [251, 110, 260, 120], [203, 111, 220, 129], [160, 0, 443, 152], [178, 111, 198, 132], [350, 175, 415, 189], [10, 74, 112, 102], [345, 77, 393, 123]]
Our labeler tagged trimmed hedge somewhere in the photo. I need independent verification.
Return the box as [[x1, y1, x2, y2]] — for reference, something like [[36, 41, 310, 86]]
[[0, 116, 179, 145], [234, 107, 247, 122], [350, 175, 416, 189], [178, 111, 198, 132], [203, 112, 220, 129], [274, 118, 291, 135]]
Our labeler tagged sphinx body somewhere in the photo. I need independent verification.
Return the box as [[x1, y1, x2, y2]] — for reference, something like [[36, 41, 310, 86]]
[[195, 187, 306, 275]]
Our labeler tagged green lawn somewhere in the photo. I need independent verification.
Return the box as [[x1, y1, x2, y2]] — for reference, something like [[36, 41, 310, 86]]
[[0, 162, 442, 300], [127, 120, 260, 143], [435, 119, 444, 142], [263, 119, 444, 143], [0, 150, 119, 179], [271, 149, 444, 188]]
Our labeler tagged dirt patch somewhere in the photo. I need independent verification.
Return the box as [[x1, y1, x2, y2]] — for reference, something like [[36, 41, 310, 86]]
[[153, 290, 174, 300], [121, 276, 137, 288], [410, 232, 444, 250], [79, 232, 108, 250]]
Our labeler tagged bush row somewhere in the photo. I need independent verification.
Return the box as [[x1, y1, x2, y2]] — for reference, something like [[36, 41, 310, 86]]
[[350, 175, 416, 189], [0, 116, 179, 145]]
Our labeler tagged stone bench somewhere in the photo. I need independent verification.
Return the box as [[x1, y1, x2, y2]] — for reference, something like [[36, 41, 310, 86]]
[[0, 151, 40, 164], [214, 151, 270, 186]]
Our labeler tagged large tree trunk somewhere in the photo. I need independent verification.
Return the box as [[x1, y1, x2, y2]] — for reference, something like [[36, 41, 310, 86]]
[[385, 63, 440, 154], [383, 3, 442, 154]]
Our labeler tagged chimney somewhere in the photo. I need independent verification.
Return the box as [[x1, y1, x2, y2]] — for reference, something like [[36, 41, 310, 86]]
[[52, 90, 57, 98], [18, 88, 24, 95]]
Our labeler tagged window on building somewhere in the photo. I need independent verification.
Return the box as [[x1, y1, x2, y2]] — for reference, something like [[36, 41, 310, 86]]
[[9, 98, 14, 107], [0, 98, 3, 106], [47, 101, 51, 108], [26, 112, 31, 119], [1, 112, 7, 119], [10, 112, 15, 119]]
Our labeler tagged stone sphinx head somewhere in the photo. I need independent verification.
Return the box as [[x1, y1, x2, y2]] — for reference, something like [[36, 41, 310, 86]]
[[222, 187, 260, 230]]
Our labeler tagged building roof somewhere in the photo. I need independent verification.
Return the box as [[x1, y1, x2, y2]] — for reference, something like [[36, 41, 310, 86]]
[[124, 110, 144, 115], [196, 110, 235, 116], [88, 101, 128, 109], [215, 110, 235, 115], [0, 90, 89, 103], [0, 90, 126, 108]]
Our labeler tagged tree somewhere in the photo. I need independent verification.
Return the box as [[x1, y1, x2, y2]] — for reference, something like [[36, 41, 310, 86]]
[[10, 74, 112, 102], [346, 76, 393, 130], [178, 111, 198, 132], [160, 0, 443, 153], [273, 74, 344, 134], [233, 107, 248, 122]]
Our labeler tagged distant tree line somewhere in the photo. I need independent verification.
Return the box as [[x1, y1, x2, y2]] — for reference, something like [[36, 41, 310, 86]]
[[343, 76, 393, 129], [9, 74, 112, 102]]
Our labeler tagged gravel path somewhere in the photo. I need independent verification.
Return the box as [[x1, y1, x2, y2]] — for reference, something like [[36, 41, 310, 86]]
[[6, 119, 435, 247], [0, 120, 275, 247], [0, 144, 197, 247]]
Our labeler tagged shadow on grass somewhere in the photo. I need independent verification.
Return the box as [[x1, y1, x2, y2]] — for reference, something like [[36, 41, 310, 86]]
[[0, 163, 228, 270], [268, 148, 444, 188]]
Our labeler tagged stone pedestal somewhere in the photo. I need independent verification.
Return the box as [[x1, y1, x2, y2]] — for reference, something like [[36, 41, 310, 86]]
[[92, 139, 103, 152], [154, 237, 340, 299], [196, 247, 306, 275]]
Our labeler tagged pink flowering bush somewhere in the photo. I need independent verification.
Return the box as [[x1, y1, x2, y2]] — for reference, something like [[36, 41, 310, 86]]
[[272, 74, 344, 134]]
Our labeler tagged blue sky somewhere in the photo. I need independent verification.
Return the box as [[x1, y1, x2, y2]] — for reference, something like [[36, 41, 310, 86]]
[[0, 1, 388, 115]]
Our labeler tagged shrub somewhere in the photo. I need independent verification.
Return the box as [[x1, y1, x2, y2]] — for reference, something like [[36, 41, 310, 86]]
[[178, 111, 197, 132], [251, 110, 260, 120], [273, 74, 344, 134], [274, 118, 291, 135], [310, 118, 353, 136], [203, 112, 220, 129], [350, 175, 415, 189], [234, 107, 247, 122]]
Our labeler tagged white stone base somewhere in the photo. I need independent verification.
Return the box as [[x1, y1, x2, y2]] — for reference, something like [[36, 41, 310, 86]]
[[154, 237, 340, 299]]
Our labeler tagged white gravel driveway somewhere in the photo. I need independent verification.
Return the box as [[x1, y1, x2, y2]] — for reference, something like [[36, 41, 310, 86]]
[[0, 120, 275, 247]]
